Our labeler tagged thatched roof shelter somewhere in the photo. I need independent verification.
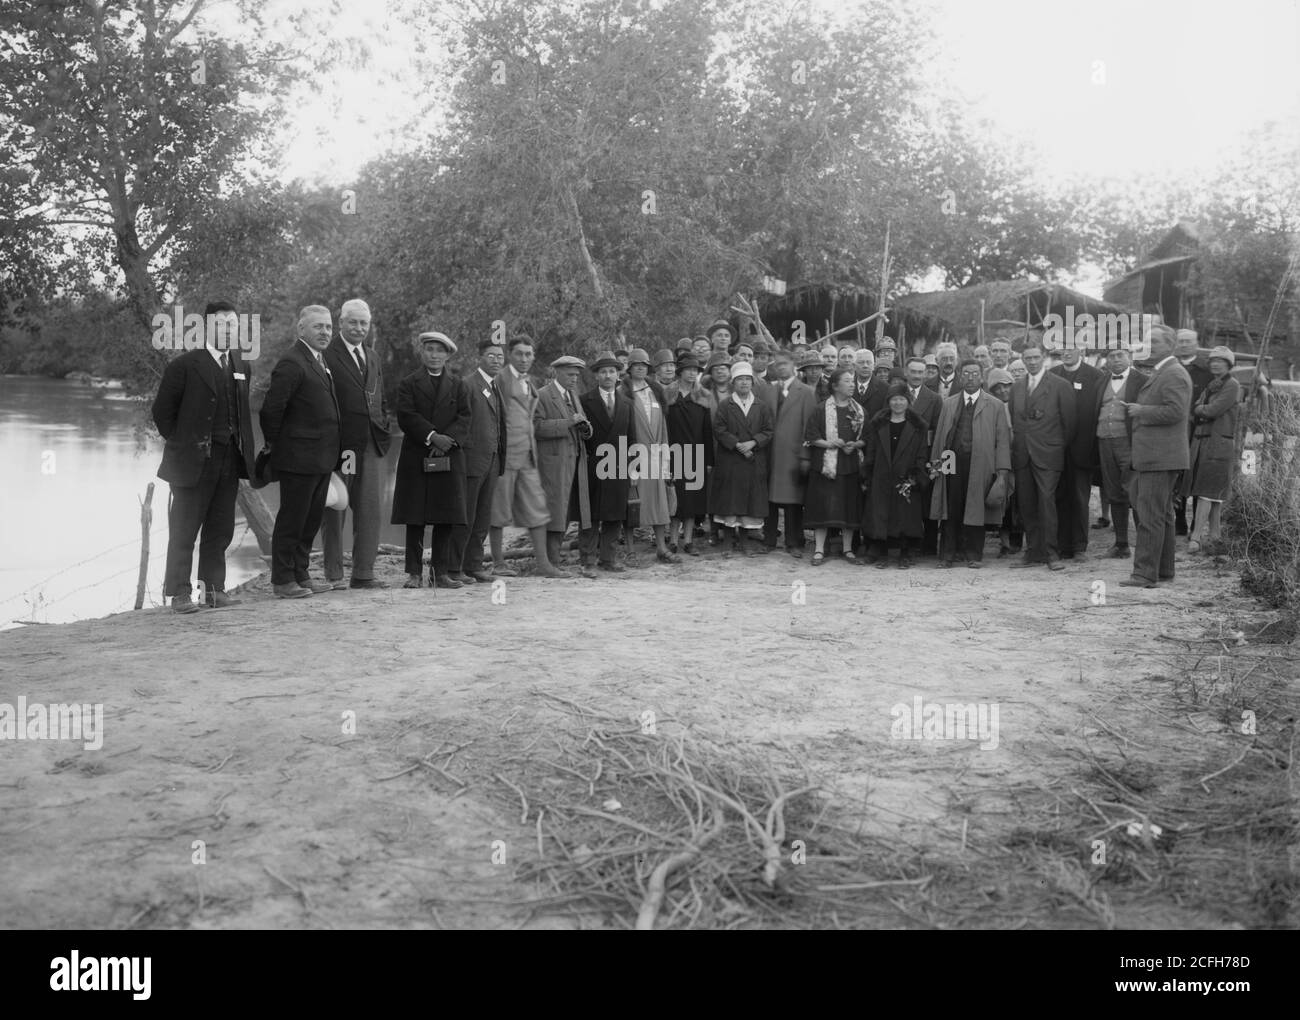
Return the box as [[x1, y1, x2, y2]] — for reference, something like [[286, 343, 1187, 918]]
[[893, 280, 1129, 347], [1102, 220, 1201, 324]]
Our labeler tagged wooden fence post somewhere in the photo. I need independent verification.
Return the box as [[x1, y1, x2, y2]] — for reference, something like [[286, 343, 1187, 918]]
[[135, 482, 154, 610]]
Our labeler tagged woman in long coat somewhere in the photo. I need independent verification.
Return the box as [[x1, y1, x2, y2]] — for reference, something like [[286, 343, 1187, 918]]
[[1183, 346, 1240, 553], [804, 367, 865, 565], [861, 380, 930, 568], [711, 362, 775, 556], [620, 349, 678, 563], [666, 356, 713, 555], [697, 352, 732, 545], [392, 334, 472, 588]]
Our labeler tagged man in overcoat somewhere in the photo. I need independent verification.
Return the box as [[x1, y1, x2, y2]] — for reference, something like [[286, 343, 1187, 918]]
[[1009, 342, 1077, 569], [929, 361, 1012, 567], [761, 349, 817, 557], [391, 332, 472, 589], [534, 354, 593, 571], [580, 352, 638, 572], [1121, 325, 1192, 587]]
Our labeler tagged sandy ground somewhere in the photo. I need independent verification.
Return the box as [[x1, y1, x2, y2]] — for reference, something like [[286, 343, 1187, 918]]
[[0, 522, 1271, 929]]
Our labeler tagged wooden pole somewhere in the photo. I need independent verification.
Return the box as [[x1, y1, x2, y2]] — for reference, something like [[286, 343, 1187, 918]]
[[977, 299, 986, 346], [876, 221, 891, 344], [135, 482, 154, 610], [237, 483, 275, 555], [1025, 295, 1031, 342]]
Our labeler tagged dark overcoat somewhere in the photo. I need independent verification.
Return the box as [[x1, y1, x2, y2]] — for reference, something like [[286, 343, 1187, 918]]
[[391, 370, 472, 525], [580, 387, 639, 523], [711, 395, 775, 518], [153, 348, 257, 486], [861, 409, 929, 539], [666, 394, 713, 517]]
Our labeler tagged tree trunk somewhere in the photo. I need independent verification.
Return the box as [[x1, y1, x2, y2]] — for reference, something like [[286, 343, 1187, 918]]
[[237, 482, 275, 556]]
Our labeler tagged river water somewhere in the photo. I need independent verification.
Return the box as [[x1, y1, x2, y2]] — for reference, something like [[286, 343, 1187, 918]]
[[0, 375, 403, 631]]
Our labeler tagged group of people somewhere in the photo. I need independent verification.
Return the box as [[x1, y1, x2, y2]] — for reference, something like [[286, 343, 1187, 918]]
[[150, 300, 1239, 611]]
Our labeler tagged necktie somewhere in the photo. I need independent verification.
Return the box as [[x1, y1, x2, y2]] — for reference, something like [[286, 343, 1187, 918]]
[[910, 388, 918, 402], [220, 353, 238, 443], [354, 345, 365, 374], [777, 385, 785, 411], [605, 391, 613, 414], [1028, 375, 1037, 394]]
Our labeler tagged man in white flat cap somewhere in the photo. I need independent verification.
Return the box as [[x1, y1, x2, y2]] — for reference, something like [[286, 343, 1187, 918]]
[[534, 354, 593, 572]]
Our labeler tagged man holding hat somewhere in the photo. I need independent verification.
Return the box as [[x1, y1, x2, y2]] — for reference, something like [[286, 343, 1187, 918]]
[[322, 298, 391, 591], [392, 332, 471, 589], [712, 361, 775, 556], [451, 339, 507, 583], [488, 335, 570, 578], [580, 352, 638, 571], [260, 305, 342, 599], [534, 354, 593, 572], [1121, 324, 1192, 587]]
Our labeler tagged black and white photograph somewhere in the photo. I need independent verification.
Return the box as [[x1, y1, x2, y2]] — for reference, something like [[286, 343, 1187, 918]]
[[1, 0, 1297, 954]]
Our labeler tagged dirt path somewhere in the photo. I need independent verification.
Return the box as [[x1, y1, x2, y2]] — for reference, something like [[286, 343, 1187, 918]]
[[0, 534, 1277, 929]]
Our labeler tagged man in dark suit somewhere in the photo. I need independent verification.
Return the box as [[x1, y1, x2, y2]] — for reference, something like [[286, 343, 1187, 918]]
[[321, 298, 391, 590], [259, 305, 342, 598], [1050, 342, 1105, 558], [1009, 342, 1077, 570], [580, 352, 639, 571], [451, 340, 507, 583], [1172, 328, 1213, 536], [1122, 325, 1192, 587], [1092, 345, 1146, 557], [848, 348, 889, 557], [925, 342, 960, 399], [152, 301, 258, 613]]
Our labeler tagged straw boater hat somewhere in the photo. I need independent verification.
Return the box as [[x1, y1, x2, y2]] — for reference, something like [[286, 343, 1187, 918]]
[[1207, 345, 1235, 367], [730, 362, 754, 379], [550, 354, 586, 369], [418, 331, 457, 354], [651, 348, 676, 367], [589, 351, 621, 371]]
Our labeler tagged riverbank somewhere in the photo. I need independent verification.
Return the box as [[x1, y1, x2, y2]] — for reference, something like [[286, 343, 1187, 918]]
[[1, 538, 1294, 929]]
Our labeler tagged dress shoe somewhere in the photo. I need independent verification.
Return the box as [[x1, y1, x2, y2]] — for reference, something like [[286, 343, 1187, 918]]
[[302, 579, 334, 594], [325, 577, 349, 591], [403, 574, 423, 589], [492, 564, 518, 577], [1107, 545, 1131, 558], [273, 583, 311, 599], [898, 557, 913, 570], [206, 589, 242, 608], [450, 571, 478, 584], [683, 543, 698, 556], [537, 564, 571, 578], [598, 561, 626, 573], [1047, 559, 1065, 571], [434, 574, 464, 589], [349, 578, 389, 589], [1120, 576, 1158, 588], [656, 550, 680, 564], [788, 547, 804, 559], [171, 594, 201, 613], [467, 571, 495, 584], [938, 558, 954, 569], [966, 560, 982, 569], [1010, 557, 1040, 568]]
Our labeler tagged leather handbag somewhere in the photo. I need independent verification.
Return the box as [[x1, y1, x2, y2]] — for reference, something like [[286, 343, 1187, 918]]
[[422, 455, 451, 473]]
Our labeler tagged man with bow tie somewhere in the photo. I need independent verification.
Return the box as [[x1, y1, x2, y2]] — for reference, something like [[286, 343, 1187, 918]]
[[1092, 344, 1146, 558], [926, 342, 960, 398], [260, 305, 343, 598], [152, 300, 259, 612], [321, 298, 391, 590], [535, 354, 594, 573]]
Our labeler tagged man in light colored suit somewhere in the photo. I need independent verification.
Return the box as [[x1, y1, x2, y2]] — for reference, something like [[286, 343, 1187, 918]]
[[321, 298, 391, 590], [1009, 342, 1077, 570], [488, 335, 569, 578], [1092, 345, 1146, 558], [1121, 325, 1192, 587], [534, 354, 593, 572], [761, 348, 817, 556]]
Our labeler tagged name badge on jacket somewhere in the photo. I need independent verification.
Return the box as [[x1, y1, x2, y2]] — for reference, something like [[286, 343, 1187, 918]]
[[483, 387, 491, 399], [234, 372, 246, 381], [1074, 381, 1082, 390]]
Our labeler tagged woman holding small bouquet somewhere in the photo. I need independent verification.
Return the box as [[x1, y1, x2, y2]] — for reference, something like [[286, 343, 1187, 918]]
[[861, 379, 930, 569]]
